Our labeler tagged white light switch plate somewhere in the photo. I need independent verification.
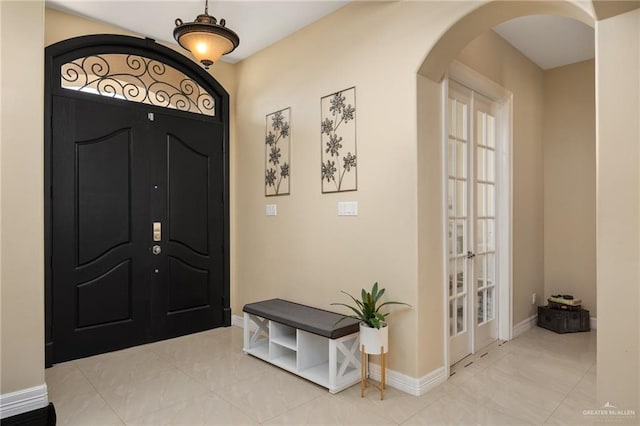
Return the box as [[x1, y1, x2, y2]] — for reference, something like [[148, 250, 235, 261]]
[[265, 204, 277, 216], [338, 201, 358, 216]]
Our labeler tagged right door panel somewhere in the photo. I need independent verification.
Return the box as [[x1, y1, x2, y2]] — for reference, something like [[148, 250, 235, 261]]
[[150, 112, 226, 340], [473, 93, 499, 352]]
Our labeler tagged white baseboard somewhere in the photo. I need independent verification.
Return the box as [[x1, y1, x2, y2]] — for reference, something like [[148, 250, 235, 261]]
[[234, 314, 448, 396], [232, 313, 259, 332], [0, 384, 48, 419], [367, 363, 447, 396], [231, 314, 244, 328], [590, 317, 597, 330], [512, 314, 537, 338]]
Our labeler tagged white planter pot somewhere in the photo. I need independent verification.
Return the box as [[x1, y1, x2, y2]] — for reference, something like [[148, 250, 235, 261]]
[[359, 322, 389, 354]]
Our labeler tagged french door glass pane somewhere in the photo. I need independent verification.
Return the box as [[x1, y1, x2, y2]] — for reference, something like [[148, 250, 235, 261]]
[[449, 260, 455, 297], [456, 259, 465, 294], [487, 219, 495, 251], [477, 111, 485, 146], [448, 220, 454, 256], [448, 180, 455, 216], [477, 147, 486, 181], [456, 141, 467, 178], [487, 184, 495, 216], [449, 99, 455, 136], [456, 296, 466, 333], [487, 149, 495, 182], [487, 253, 495, 286], [456, 102, 468, 140], [487, 287, 495, 321], [477, 291, 484, 324], [477, 183, 486, 217], [448, 139, 456, 177], [476, 255, 485, 289], [450, 300, 455, 336], [456, 220, 466, 255], [456, 181, 466, 216], [487, 115, 496, 148], [476, 219, 485, 253]]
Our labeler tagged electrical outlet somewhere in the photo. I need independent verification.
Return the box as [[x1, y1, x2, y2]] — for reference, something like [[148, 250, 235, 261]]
[[532, 293, 536, 305]]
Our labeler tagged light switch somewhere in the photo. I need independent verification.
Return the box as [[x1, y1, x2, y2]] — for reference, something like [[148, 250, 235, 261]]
[[338, 201, 358, 216], [265, 204, 277, 216]]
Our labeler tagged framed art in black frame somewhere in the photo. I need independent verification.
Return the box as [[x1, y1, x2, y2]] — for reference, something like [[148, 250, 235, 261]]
[[321, 87, 357, 193], [265, 107, 291, 196]]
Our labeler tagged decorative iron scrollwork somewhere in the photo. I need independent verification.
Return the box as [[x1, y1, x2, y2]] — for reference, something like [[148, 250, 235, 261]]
[[61, 54, 215, 116]]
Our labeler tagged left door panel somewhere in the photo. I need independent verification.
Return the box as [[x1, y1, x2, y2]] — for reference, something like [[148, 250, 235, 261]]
[[52, 96, 151, 362]]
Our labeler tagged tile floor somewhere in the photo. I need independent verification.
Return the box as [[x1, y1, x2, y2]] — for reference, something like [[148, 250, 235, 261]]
[[46, 325, 598, 425]]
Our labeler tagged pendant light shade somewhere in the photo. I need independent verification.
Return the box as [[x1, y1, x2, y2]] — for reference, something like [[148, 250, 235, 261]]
[[174, 0, 239, 69]]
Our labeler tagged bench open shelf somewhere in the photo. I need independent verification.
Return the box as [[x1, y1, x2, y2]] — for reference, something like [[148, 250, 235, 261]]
[[242, 299, 361, 394]]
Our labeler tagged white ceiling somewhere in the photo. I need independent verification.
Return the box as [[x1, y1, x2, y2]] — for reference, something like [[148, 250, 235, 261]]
[[493, 15, 595, 70], [46, 1, 595, 69], [46, 0, 349, 64]]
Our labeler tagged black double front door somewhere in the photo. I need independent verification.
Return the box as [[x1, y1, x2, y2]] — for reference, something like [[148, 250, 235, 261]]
[[51, 94, 226, 362]]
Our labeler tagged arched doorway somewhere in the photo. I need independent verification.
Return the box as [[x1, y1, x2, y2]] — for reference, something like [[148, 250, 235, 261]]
[[417, 0, 596, 375], [417, 0, 640, 412], [44, 35, 231, 366], [420, 1, 594, 82]]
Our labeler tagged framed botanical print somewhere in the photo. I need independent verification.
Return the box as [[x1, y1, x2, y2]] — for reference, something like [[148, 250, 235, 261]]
[[321, 87, 357, 193], [265, 107, 291, 196]]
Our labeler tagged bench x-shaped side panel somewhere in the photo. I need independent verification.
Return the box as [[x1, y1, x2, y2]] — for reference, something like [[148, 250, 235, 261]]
[[336, 334, 361, 378], [244, 314, 269, 348]]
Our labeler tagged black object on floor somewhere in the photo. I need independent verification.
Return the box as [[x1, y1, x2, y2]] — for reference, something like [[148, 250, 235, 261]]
[[537, 305, 590, 333]]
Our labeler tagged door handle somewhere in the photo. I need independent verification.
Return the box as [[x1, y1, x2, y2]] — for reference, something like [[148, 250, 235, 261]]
[[467, 251, 476, 259], [153, 222, 161, 241], [152, 245, 162, 255]]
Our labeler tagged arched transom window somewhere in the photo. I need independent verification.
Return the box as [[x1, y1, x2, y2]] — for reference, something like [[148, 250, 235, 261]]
[[61, 54, 215, 116]]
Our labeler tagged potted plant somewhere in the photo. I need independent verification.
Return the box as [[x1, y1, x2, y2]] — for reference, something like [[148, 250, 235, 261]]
[[332, 282, 410, 354]]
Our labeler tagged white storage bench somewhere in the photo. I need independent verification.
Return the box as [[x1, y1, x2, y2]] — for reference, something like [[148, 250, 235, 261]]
[[243, 299, 361, 393]]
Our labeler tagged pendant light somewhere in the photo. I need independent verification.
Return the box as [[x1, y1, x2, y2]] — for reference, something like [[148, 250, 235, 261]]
[[173, 0, 240, 69]]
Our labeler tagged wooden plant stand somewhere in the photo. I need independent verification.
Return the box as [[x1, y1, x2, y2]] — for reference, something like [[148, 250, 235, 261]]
[[360, 344, 387, 400]]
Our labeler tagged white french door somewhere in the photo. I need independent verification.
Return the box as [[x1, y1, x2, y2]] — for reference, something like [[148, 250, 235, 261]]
[[448, 80, 499, 365]]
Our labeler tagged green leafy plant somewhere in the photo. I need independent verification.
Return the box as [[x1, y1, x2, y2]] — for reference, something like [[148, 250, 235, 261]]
[[332, 282, 411, 329]]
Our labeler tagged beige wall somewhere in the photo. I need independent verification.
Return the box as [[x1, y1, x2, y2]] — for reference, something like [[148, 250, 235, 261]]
[[233, 0, 483, 377], [0, 0, 46, 395], [416, 74, 446, 374], [596, 8, 640, 413], [543, 60, 596, 316], [2, 0, 638, 405], [455, 30, 546, 325], [233, 2, 420, 374]]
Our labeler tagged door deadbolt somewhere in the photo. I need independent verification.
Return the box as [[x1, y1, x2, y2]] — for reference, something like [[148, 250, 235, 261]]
[[152, 245, 162, 255], [153, 222, 161, 241]]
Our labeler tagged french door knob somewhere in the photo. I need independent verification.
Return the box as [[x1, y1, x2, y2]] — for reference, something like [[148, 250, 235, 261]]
[[466, 251, 476, 259], [152, 245, 162, 255]]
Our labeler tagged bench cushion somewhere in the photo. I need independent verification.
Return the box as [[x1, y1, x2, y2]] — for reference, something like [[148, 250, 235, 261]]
[[243, 298, 360, 339]]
